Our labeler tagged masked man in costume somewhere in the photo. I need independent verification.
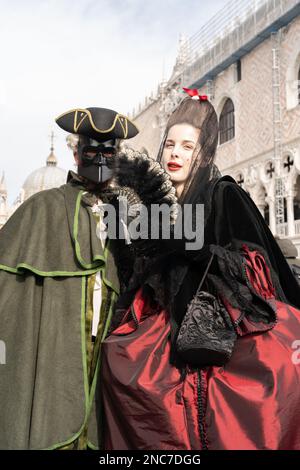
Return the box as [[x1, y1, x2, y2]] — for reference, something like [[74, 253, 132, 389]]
[[0, 107, 140, 449]]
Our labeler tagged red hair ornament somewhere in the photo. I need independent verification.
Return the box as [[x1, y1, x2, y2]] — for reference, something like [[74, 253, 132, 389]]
[[183, 87, 208, 101]]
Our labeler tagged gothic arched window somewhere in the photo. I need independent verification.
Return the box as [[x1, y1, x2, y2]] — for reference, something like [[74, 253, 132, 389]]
[[219, 98, 235, 145]]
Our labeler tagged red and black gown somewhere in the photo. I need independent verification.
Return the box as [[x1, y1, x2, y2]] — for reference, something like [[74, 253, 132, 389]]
[[101, 178, 300, 450]]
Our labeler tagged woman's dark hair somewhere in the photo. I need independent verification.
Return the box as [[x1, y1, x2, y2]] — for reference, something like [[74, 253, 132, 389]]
[[166, 96, 219, 165], [157, 96, 221, 215]]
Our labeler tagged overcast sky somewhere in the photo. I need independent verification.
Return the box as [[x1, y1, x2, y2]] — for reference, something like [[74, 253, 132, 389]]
[[0, 0, 228, 203]]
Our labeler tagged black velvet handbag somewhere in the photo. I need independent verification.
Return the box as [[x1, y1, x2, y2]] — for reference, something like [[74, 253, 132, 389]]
[[176, 253, 237, 367]]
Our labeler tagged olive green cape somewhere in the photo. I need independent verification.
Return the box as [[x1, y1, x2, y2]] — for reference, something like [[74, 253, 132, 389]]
[[0, 181, 119, 449]]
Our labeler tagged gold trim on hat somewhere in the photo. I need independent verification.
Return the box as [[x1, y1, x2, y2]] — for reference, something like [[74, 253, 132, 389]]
[[55, 108, 138, 136], [118, 116, 128, 138], [74, 110, 88, 133]]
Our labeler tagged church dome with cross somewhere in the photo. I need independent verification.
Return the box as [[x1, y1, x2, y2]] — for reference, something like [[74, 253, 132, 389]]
[[22, 133, 67, 201], [0, 132, 68, 229]]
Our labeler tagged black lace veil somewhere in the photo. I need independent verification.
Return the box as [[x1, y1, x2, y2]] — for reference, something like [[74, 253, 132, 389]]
[[157, 96, 221, 223]]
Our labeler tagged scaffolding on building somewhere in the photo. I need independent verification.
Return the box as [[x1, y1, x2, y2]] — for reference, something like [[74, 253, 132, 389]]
[[181, 0, 300, 89], [271, 30, 285, 232]]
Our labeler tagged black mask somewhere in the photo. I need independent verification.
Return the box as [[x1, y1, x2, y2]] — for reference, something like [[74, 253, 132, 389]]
[[77, 136, 116, 184]]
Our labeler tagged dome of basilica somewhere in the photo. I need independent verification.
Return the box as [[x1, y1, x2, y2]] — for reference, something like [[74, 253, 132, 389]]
[[22, 148, 67, 200]]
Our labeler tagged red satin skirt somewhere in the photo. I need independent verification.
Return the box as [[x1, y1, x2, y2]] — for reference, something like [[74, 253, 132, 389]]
[[101, 247, 300, 450]]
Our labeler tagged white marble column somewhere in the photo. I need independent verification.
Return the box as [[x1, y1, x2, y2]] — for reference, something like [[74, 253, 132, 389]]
[[251, 184, 266, 218], [267, 198, 276, 235], [256, 202, 265, 218], [286, 192, 296, 237]]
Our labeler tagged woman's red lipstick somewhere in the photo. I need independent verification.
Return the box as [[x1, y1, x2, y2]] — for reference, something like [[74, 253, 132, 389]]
[[167, 161, 182, 171]]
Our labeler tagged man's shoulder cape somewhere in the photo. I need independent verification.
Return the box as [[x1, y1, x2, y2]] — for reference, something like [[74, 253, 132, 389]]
[[0, 183, 118, 288]]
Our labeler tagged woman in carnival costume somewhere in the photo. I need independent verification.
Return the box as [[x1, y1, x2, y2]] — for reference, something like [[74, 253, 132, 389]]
[[101, 89, 300, 450]]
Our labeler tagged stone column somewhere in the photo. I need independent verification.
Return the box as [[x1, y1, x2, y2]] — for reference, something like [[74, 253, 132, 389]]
[[286, 191, 296, 237], [256, 202, 265, 218], [250, 183, 265, 218], [267, 197, 276, 235]]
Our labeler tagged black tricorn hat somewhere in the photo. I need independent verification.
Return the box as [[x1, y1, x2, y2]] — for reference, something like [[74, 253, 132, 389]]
[[55, 107, 139, 142]]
